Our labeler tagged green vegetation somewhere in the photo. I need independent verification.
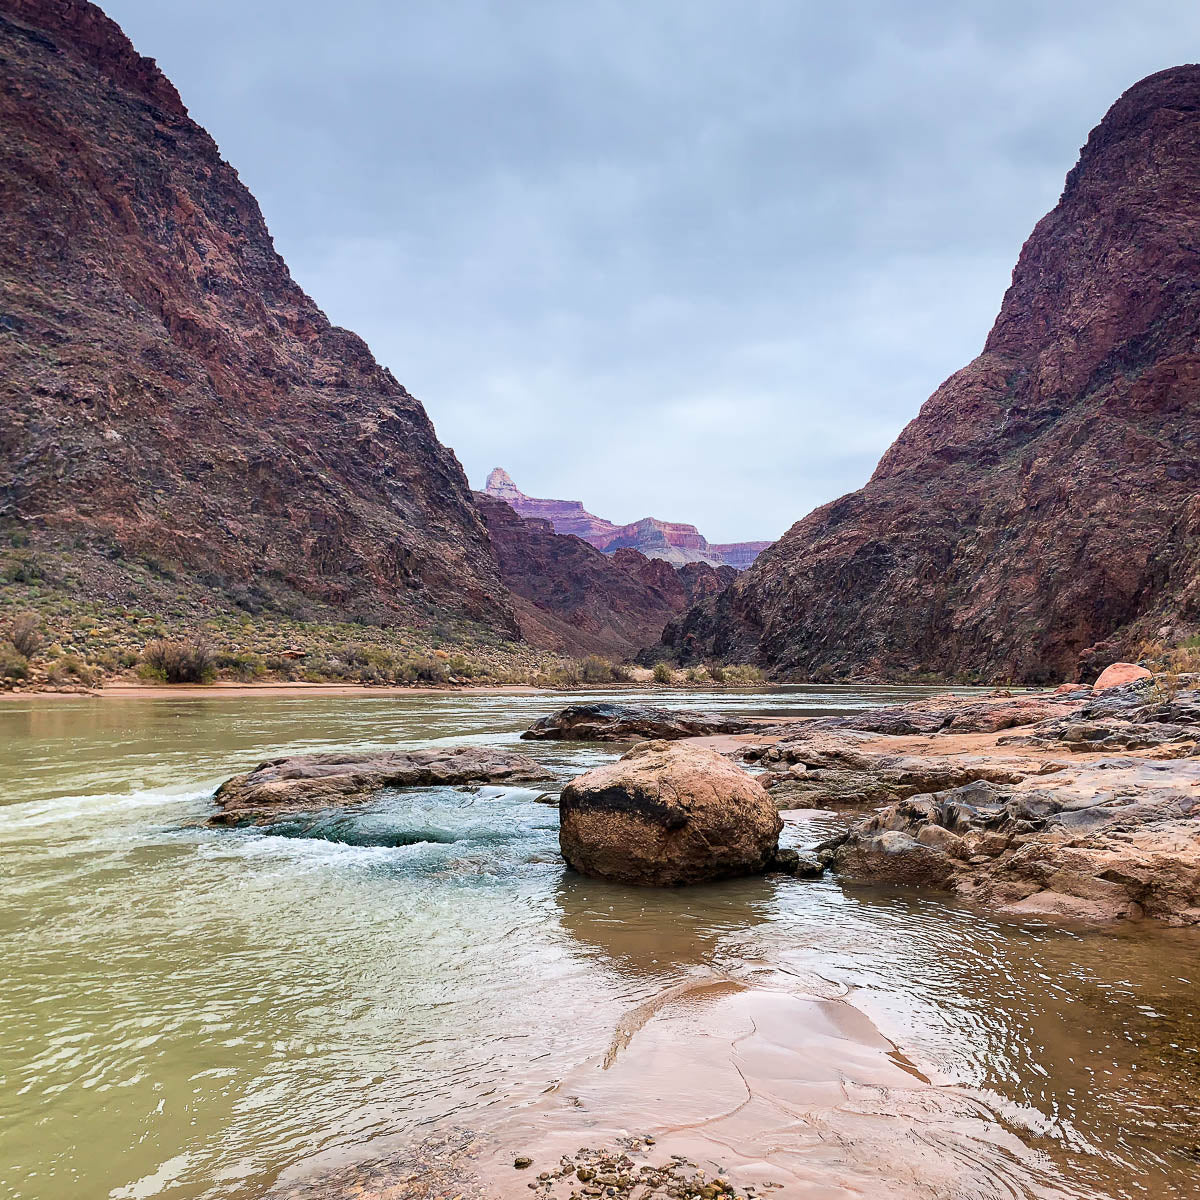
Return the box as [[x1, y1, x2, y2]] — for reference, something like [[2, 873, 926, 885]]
[[652, 661, 673, 684], [140, 637, 218, 684]]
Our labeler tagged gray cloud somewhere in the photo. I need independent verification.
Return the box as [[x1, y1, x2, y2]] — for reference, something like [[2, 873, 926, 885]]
[[104, 0, 1200, 541]]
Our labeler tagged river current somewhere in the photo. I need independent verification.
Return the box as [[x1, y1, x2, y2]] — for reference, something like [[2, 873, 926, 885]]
[[1, 687, 1197, 1199]]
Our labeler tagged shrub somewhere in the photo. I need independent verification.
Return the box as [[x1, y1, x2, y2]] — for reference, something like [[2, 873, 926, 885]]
[[216, 650, 268, 681], [446, 653, 479, 679], [46, 654, 95, 687], [141, 637, 216, 684], [0, 645, 29, 682], [706, 662, 726, 684], [8, 611, 43, 657], [723, 663, 765, 685], [652, 661, 673, 685]]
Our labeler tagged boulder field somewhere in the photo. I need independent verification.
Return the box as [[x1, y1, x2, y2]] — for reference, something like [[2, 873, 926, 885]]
[[533, 675, 1200, 921]]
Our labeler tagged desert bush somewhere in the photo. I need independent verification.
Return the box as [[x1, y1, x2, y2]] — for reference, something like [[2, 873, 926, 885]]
[[141, 637, 216, 684], [7, 611, 43, 657], [216, 650, 268, 681], [685, 666, 704, 684], [705, 662, 726, 684], [46, 654, 95, 687], [0, 645, 29, 682], [723, 663, 765, 685], [652, 661, 673, 684]]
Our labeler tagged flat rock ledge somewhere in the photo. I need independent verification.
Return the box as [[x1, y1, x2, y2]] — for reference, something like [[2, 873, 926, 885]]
[[821, 759, 1200, 924], [522, 702, 792, 742], [212, 747, 554, 825]]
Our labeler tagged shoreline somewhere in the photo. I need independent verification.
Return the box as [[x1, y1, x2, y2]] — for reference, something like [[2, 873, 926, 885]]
[[0, 679, 1000, 702], [0, 681, 548, 701]]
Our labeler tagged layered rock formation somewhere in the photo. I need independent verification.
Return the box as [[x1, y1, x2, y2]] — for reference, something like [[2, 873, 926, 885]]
[[476, 493, 729, 659], [0, 0, 516, 634], [484, 469, 771, 569], [212, 746, 553, 824], [521, 701, 791, 742], [666, 66, 1200, 683]]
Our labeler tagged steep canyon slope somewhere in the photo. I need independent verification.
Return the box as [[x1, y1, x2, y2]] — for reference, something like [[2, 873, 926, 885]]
[[476, 493, 732, 659], [665, 66, 1200, 683], [0, 0, 516, 636]]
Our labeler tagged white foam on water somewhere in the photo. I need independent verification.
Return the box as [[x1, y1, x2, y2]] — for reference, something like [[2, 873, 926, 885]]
[[0, 782, 217, 834]]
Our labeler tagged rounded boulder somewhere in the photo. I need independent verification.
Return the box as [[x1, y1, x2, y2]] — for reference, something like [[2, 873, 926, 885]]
[[558, 740, 782, 886]]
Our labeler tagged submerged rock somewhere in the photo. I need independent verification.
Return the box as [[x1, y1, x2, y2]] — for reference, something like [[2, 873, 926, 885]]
[[212, 747, 554, 824], [522, 702, 785, 742], [558, 740, 782, 886]]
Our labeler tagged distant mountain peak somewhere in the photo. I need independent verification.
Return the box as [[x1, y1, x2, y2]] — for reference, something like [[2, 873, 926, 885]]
[[484, 469, 772, 570]]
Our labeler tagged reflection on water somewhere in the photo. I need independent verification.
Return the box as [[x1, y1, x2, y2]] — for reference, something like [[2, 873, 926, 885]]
[[0, 687, 1197, 1200]]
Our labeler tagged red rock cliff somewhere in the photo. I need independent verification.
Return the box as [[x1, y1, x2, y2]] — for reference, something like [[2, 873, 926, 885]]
[[665, 66, 1200, 682], [0, 0, 517, 634]]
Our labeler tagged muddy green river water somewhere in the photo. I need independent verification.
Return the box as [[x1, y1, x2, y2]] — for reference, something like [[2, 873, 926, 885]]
[[1, 687, 1198, 1200]]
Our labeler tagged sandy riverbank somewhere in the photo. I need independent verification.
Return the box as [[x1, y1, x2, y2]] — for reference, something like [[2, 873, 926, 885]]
[[0, 680, 546, 701]]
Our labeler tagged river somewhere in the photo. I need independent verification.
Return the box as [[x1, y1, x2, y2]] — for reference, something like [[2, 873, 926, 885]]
[[1, 687, 1197, 1199]]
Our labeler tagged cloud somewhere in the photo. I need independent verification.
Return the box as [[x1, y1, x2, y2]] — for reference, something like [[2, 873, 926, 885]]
[[105, 0, 1200, 540]]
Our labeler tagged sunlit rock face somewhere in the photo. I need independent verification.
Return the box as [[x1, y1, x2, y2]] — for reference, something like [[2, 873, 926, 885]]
[[484, 469, 772, 569], [665, 66, 1200, 684]]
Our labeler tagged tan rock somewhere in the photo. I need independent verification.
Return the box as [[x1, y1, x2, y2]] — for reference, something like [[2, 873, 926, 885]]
[[558, 740, 782, 886], [1093, 662, 1153, 691]]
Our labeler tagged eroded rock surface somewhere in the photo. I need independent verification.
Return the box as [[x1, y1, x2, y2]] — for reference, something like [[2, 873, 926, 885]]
[[0, 0, 516, 631], [663, 67, 1200, 683], [213, 747, 554, 824], [824, 761, 1200, 923], [748, 734, 1051, 810], [522, 703, 789, 743], [559, 740, 782, 885]]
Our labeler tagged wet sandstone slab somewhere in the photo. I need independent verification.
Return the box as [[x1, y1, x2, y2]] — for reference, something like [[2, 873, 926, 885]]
[[521, 703, 798, 743], [211, 746, 554, 824], [266, 981, 1085, 1200]]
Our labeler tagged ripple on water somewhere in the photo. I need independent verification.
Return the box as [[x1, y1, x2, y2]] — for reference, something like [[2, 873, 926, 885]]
[[1, 689, 1199, 1200]]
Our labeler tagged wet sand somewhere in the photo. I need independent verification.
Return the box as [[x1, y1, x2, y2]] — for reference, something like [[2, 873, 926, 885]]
[[269, 979, 1085, 1200]]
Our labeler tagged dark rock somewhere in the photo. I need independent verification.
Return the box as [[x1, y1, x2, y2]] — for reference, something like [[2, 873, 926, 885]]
[[212, 747, 554, 823], [522, 703, 789, 742]]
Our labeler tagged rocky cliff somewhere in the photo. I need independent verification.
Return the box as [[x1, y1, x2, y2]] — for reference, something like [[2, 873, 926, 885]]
[[665, 66, 1200, 683], [484, 468, 771, 569], [476, 494, 729, 659], [0, 0, 517, 635]]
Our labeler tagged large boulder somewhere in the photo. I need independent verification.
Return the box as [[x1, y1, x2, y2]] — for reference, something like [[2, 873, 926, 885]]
[[1093, 662, 1153, 691], [558, 740, 782, 885]]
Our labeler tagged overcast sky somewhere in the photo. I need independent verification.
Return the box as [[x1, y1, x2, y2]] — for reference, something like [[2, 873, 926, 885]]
[[103, 2, 1200, 542]]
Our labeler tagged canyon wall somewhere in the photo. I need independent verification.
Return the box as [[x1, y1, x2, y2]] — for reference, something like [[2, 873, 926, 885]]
[[485, 468, 771, 569], [665, 66, 1200, 683], [0, 0, 517, 635]]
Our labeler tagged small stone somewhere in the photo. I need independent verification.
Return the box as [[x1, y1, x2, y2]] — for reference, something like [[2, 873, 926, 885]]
[[515, 1156, 533, 1169]]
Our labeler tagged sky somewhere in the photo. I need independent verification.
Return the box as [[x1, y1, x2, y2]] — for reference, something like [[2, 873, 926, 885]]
[[102, 1, 1200, 543]]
